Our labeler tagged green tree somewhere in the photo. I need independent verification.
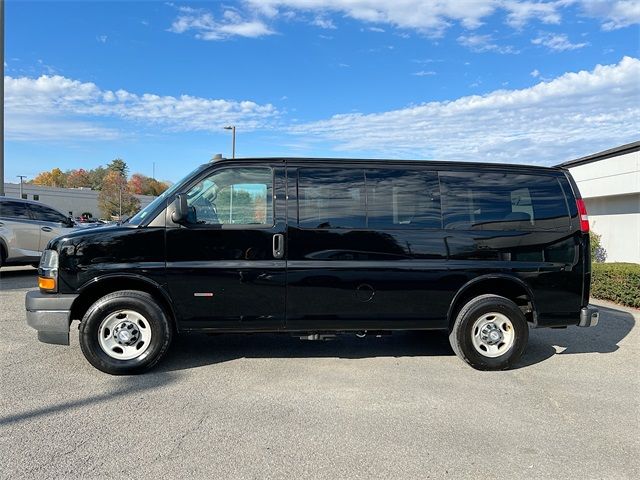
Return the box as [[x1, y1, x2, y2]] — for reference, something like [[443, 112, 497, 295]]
[[88, 166, 108, 190], [108, 158, 128, 178], [590, 231, 607, 263], [98, 170, 140, 219]]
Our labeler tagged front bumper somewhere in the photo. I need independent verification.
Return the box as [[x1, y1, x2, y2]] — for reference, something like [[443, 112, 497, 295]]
[[25, 290, 78, 345], [578, 306, 599, 327]]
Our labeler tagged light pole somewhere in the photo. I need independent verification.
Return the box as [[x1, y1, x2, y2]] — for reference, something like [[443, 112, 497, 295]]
[[0, 0, 5, 196], [224, 125, 236, 159], [17, 175, 26, 198]]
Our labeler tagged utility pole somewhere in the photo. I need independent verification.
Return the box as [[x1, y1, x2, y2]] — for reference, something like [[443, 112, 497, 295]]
[[224, 125, 236, 159], [0, 0, 5, 196], [119, 185, 122, 220], [17, 175, 26, 198]]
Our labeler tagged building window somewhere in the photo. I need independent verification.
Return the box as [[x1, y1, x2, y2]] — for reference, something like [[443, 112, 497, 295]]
[[33, 195, 39, 201], [21, 194, 27, 199]]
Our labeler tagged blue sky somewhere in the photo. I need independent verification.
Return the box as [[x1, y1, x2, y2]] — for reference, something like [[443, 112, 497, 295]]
[[4, 0, 640, 183]]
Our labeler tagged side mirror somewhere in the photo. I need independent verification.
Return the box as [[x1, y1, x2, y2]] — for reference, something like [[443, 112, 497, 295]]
[[171, 194, 189, 224], [66, 216, 76, 228]]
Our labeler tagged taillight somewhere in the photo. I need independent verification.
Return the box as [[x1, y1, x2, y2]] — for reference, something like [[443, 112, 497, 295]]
[[576, 198, 589, 233]]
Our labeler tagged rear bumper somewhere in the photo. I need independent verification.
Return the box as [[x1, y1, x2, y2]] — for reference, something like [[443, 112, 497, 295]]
[[25, 290, 78, 345], [578, 306, 599, 328]]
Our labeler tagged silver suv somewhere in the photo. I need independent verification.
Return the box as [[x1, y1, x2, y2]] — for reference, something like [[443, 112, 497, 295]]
[[0, 197, 77, 268]]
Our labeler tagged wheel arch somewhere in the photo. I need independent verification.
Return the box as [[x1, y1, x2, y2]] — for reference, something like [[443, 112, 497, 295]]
[[447, 274, 537, 329], [70, 274, 178, 331]]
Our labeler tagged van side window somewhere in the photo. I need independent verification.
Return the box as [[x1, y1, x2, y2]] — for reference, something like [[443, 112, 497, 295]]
[[440, 172, 569, 231], [366, 169, 441, 229], [298, 169, 366, 229], [185, 168, 273, 226], [0, 201, 31, 220]]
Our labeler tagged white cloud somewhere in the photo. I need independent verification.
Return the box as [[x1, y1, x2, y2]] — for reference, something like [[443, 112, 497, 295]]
[[244, 0, 614, 35], [167, 1, 640, 41], [458, 34, 519, 54], [312, 15, 336, 29], [532, 32, 588, 51], [4, 75, 279, 140], [503, 1, 562, 28], [287, 57, 640, 165], [530, 68, 540, 77], [96, 35, 108, 43], [575, 0, 640, 30], [247, 0, 497, 35], [413, 70, 437, 76], [168, 5, 274, 40]]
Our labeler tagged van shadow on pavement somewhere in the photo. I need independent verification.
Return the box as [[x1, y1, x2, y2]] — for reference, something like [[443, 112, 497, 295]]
[[159, 304, 635, 372], [519, 304, 635, 367], [159, 330, 454, 373]]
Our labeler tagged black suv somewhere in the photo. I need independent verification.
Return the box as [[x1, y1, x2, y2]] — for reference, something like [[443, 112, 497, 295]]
[[25, 158, 599, 374]]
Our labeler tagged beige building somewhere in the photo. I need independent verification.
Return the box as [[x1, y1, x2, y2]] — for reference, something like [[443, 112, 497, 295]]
[[2, 182, 156, 219], [559, 141, 640, 264]]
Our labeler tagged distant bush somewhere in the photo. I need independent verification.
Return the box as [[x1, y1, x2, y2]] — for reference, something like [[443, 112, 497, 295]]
[[592, 263, 640, 308], [590, 231, 607, 263]]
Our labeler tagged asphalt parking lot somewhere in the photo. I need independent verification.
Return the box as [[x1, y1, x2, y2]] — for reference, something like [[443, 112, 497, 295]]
[[1, 266, 638, 480]]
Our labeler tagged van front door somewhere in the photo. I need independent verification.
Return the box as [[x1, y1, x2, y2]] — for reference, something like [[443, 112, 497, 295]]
[[165, 164, 287, 330]]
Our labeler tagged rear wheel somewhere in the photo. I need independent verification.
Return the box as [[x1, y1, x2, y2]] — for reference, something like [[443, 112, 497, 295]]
[[449, 294, 528, 371], [79, 290, 172, 375]]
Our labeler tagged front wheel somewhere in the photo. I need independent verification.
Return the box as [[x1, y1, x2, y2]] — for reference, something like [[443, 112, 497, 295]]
[[449, 294, 528, 371], [79, 290, 173, 375]]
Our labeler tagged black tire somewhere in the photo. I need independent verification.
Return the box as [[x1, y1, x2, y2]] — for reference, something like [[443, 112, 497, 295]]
[[79, 290, 173, 375], [449, 294, 528, 371]]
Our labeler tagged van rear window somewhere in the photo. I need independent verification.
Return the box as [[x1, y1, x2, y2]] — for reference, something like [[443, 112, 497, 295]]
[[440, 172, 570, 231]]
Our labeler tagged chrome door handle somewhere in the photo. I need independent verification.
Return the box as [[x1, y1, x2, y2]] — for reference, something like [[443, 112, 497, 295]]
[[41, 226, 53, 232], [272, 234, 284, 259]]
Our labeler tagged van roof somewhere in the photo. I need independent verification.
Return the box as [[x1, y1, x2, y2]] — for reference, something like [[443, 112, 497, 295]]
[[208, 157, 564, 174]]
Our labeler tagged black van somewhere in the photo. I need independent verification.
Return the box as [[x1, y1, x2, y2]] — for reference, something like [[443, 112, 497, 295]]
[[25, 158, 599, 374]]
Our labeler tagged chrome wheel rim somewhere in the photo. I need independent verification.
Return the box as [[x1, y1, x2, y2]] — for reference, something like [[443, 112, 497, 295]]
[[98, 310, 152, 360], [471, 312, 515, 358]]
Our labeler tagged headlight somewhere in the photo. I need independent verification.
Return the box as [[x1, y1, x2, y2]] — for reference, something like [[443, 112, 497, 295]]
[[38, 250, 59, 292]]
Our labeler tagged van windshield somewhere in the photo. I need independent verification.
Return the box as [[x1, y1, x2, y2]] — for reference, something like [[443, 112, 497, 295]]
[[127, 164, 208, 226]]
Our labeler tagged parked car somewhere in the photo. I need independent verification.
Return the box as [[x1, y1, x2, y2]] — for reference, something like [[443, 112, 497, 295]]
[[0, 197, 77, 268], [25, 158, 599, 374]]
